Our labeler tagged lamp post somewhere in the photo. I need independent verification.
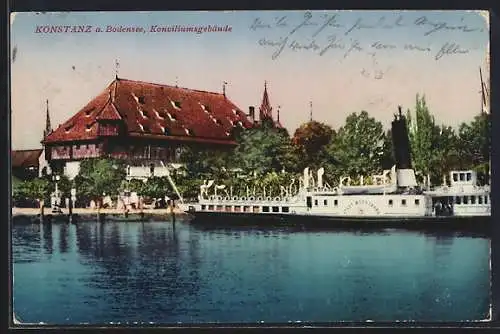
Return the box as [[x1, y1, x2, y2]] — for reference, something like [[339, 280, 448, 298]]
[[51, 174, 61, 213]]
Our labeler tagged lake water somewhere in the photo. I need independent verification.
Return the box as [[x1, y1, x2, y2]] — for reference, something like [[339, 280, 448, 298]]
[[12, 219, 490, 324]]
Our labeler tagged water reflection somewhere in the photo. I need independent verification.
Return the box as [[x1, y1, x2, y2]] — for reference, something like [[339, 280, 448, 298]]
[[41, 223, 53, 256], [59, 223, 69, 254], [12, 221, 491, 324]]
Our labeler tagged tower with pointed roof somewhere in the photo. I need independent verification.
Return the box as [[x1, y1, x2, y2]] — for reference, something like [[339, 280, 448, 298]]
[[257, 81, 283, 129], [259, 81, 273, 122], [43, 99, 52, 139]]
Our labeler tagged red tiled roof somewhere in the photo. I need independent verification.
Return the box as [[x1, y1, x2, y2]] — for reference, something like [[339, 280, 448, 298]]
[[12, 149, 43, 168], [43, 78, 253, 145]]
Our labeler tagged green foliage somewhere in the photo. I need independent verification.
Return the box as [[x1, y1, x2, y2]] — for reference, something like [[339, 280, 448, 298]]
[[457, 113, 491, 168], [406, 94, 490, 184], [380, 129, 395, 170], [13, 177, 50, 204], [406, 95, 440, 179], [142, 177, 170, 199], [324, 111, 385, 179], [233, 125, 299, 175], [74, 158, 126, 203], [180, 147, 233, 180]]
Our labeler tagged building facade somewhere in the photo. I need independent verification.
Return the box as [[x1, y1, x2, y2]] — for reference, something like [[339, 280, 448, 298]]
[[42, 77, 284, 180], [42, 77, 258, 179]]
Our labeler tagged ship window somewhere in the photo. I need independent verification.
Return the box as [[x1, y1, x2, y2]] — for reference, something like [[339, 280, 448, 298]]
[[272, 206, 279, 213], [263, 206, 270, 212], [324, 199, 328, 206], [453, 173, 458, 182], [388, 199, 393, 206], [314, 199, 318, 206], [466, 173, 472, 181], [485, 196, 488, 204], [463, 196, 468, 204], [415, 199, 420, 205], [334, 199, 338, 206], [282, 207, 289, 213], [401, 199, 407, 206], [460, 173, 465, 181], [201, 205, 206, 210], [478, 196, 483, 204], [456, 196, 461, 204]]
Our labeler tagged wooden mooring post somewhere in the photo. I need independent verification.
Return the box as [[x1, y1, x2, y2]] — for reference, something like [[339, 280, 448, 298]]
[[170, 199, 176, 225]]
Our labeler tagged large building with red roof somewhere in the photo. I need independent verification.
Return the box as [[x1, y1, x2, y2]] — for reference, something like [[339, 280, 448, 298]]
[[41, 77, 283, 179]]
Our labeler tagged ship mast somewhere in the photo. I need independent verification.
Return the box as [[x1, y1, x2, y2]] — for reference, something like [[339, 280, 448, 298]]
[[479, 66, 491, 184]]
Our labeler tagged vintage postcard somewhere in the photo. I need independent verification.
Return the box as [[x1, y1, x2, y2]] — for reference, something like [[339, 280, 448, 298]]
[[10, 10, 491, 325]]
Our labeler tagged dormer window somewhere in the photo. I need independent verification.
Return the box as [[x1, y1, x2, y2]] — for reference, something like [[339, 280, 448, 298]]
[[138, 96, 145, 104], [65, 124, 74, 133], [225, 131, 230, 136], [171, 101, 181, 110], [232, 109, 238, 115], [228, 119, 234, 126], [213, 118, 222, 126], [237, 121, 243, 127], [184, 128, 193, 136], [164, 127, 170, 136], [201, 104, 210, 113], [154, 109, 164, 119], [138, 123, 144, 132], [85, 124, 92, 132], [143, 125, 150, 133], [167, 112, 177, 122], [84, 107, 94, 117]]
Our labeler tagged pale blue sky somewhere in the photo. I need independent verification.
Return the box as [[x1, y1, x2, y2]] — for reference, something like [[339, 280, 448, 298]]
[[11, 10, 489, 149]]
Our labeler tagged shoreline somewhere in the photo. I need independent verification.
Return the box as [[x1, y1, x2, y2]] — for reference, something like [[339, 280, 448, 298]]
[[11, 207, 190, 223]]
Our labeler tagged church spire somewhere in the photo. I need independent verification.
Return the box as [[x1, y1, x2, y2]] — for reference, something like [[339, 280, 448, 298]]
[[43, 99, 52, 139], [259, 80, 273, 121]]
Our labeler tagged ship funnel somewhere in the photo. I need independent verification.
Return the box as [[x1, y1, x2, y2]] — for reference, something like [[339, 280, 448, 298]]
[[391, 107, 417, 187], [303, 167, 310, 188], [317, 168, 324, 188], [391, 106, 412, 170]]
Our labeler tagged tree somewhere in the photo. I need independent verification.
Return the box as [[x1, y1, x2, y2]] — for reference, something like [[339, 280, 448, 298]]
[[324, 111, 385, 179], [457, 113, 491, 184], [292, 121, 335, 170], [13, 177, 50, 207], [233, 124, 299, 175], [380, 129, 395, 170], [180, 146, 233, 180], [431, 125, 461, 184], [142, 176, 170, 199], [406, 94, 441, 184], [74, 158, 126, 206], [457, 113, 490, 167]]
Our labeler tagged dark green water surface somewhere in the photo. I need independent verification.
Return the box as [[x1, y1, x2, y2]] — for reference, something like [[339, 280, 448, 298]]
[[12, 220, 490, 324]]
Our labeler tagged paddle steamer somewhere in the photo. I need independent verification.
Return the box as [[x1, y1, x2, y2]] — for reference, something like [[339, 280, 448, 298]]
[[181, 107, 490, 226]]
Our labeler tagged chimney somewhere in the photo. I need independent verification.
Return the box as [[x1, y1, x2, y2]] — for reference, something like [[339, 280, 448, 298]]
[[248, 106, 255, 123]]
